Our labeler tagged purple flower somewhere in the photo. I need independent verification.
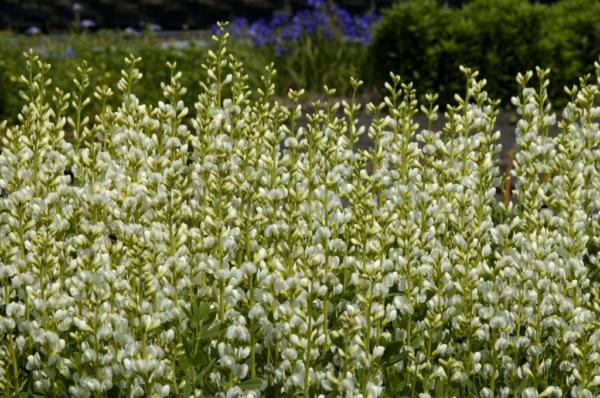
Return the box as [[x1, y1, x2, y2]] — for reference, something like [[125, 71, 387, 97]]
[[275, 44, 288, 58], [229, 18, 248, 38], [307, 0, 326, 9], [280, 24, 300, 41], [327, 4, 380, 43], [80, 19, 96, 29], [270, 12, 289, 29], [210, 23, 221, 36], [72, 2, 84, 12], [221, 0, 378, 49], [248, 19, 275, 46], [65, 46, 75, 58], [332, 5, 355, 37], [291, 9, 330, 37]]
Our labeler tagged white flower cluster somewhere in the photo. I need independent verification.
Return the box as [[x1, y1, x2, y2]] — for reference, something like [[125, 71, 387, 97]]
[[0, 27, 599, 397]]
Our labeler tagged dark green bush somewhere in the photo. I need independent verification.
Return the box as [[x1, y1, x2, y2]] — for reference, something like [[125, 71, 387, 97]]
[[0, 36, 22, 119], [540, 0, 600, 100], [440, 0, 546, 104], [369, 0, 600, 107], [368, 0, 450, 97]]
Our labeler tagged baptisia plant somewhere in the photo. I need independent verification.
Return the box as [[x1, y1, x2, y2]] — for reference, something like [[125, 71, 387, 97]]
[[0, 23, 599, 398]]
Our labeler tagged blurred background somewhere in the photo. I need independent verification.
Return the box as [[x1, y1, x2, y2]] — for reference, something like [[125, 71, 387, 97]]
[[0, 0, 596, 123], [0, 0, 561, 32], [2, 0, 390, 31]]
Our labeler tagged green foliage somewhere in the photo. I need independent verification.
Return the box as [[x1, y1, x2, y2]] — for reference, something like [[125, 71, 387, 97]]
[[0, 31, 369, 122], [540, 0, 600, 100], [272, 33, 368, 95], [440, 0, 547, 104], [369, 0, 600, 107], [0, 32, 214, 121], [368, 0, 449, 98]]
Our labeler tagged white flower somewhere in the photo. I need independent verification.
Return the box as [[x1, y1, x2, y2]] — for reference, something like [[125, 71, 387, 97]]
[[5, 302, 25, 318], [521, 387, 539, 398]]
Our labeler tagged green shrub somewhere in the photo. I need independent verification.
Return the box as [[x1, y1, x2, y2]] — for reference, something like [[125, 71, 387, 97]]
[[440, 0, 547, 104], [0, 34, 24, 119], [369, 0, 600, 107], [368, 0, 450, 97], [540, 0, 600, 100]]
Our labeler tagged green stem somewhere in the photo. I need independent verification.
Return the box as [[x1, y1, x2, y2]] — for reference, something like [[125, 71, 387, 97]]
[[9, 336, 20, 396], [303, 296, 313, 398], [361, 285, 373, 396]]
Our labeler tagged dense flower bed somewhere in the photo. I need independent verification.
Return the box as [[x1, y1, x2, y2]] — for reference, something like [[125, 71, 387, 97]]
[[219, 1, 380, 50], [0, 26, 599, 397]]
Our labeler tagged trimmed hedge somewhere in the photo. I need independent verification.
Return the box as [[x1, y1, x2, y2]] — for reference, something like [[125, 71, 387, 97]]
[[369, 0, 600, 106]]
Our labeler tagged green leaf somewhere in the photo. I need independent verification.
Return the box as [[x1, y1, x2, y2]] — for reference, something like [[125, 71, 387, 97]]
[[435, 380, 446, 397], [464, 378, 477, 395], [382, 350, 409, 368], [198, 358, 217, 378], [250, 320, 262, 336], [411, 336, 425, 349], [191, 347, 208, 365], [193, 301, 211, 321], [46, 366, 57, 380], [181, 305, 193, 320], [201, 324, 224, 340], [239, 378, 263, 391]]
